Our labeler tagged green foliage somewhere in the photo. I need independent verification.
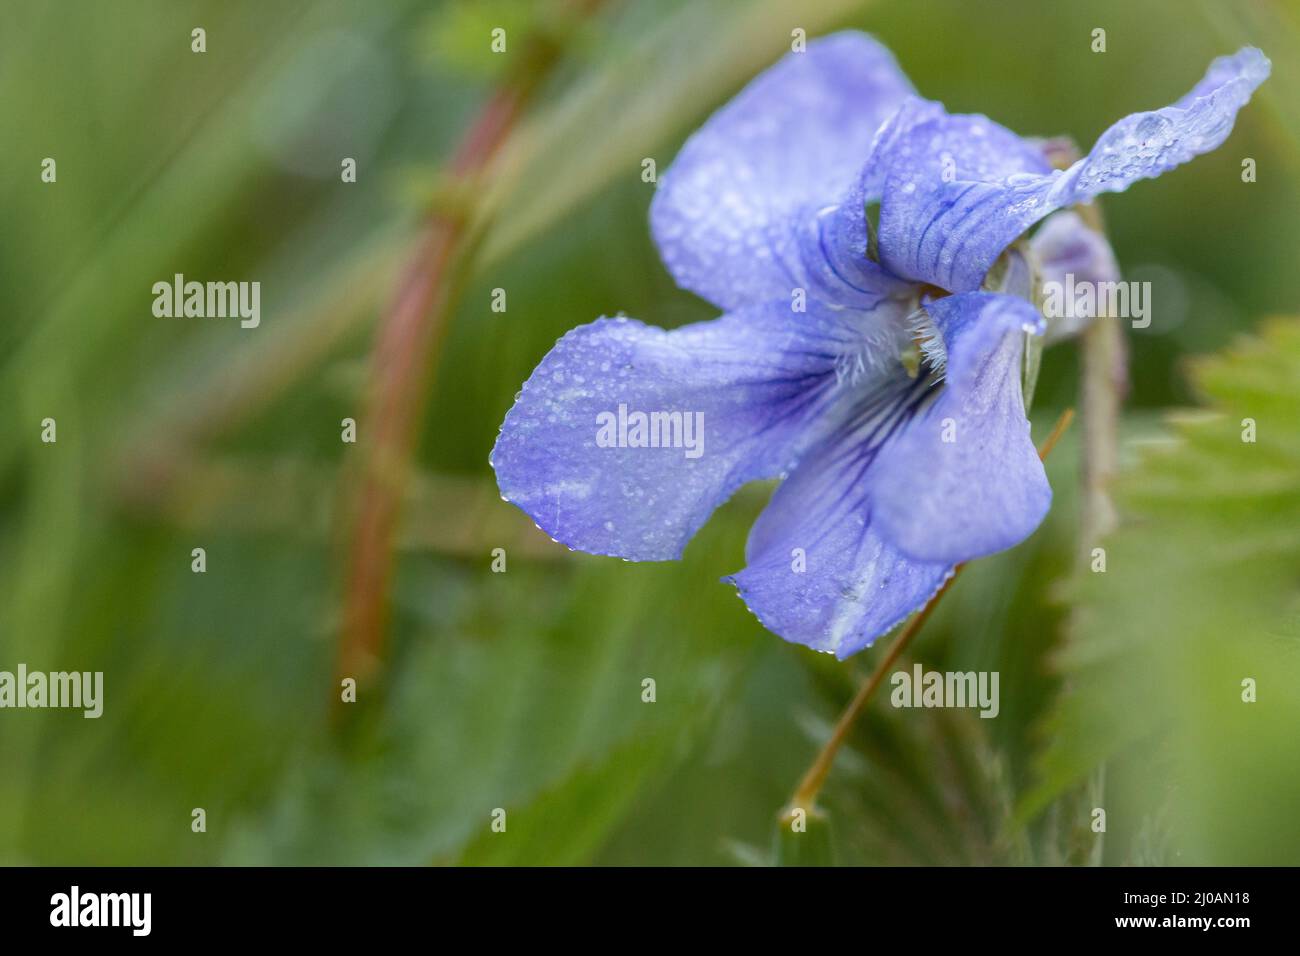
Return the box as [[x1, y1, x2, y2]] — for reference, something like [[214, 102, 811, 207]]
[[420, 0, 540, 80], [1029, 319, 1300, 864], [773, 808, 836, 866], [826, 685, 1028, 865]]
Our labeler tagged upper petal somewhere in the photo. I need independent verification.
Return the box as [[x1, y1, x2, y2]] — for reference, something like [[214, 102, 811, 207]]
[[876, 108, 1052, 292], [1061, 47, 1270, 199], [650, 32, 915, 312], [491, 303, 860, 561], [870, 292, 1051, 565], [874, 48, 1269, 293]]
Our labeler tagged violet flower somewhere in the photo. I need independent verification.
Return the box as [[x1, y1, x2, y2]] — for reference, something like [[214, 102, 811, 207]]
[[490, 33, 1268, 657]]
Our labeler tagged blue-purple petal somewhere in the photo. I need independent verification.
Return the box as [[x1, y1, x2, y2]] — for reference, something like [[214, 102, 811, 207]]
[[1030, 210, 1120, 342], [876, 110, 1052, 292], [650, 32, 915, 312], [870, 292, 1050, 564], [1068, 46, 1271, 196], [491, 304, 859, 561], [727, 374, 953, 657], [873, 47, 1269, 293]]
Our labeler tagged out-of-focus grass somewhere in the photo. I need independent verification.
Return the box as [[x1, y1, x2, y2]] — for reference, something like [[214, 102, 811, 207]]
[[0, 0, 1296, 864]]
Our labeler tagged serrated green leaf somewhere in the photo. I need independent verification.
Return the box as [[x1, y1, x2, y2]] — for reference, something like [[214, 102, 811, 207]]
[[1025, 318, 1300, 864]]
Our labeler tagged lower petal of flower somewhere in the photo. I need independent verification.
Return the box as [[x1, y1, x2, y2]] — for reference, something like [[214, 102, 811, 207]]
[[870, 292, 1051, 565], [727, 373, 954, 658]]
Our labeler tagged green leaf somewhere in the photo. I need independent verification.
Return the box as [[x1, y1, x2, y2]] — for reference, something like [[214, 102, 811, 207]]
[[222, 505, 765, 865], [1025, 318, 1300, 864], [453, 731, 678, 866], [821, 678, 1030, 865]]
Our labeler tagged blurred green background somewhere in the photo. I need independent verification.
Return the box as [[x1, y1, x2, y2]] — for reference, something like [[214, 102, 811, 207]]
[[1, 0, 1298, 865]]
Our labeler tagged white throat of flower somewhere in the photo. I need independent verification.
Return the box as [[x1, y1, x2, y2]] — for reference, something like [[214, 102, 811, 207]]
[[902, 306, 947, 380], [892, 242, 1045, 397]]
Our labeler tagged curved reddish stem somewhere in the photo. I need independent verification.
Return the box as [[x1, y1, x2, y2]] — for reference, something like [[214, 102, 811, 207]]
[[336, 4, 602, 695]]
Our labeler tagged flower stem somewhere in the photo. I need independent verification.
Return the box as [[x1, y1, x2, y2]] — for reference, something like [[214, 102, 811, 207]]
[[1075, 201, 1126, 554], [335, 2, 603, 702], [785, 568, 962, 818], [783, 406, 1074, 818], [1069, 200, 1125, 862]]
